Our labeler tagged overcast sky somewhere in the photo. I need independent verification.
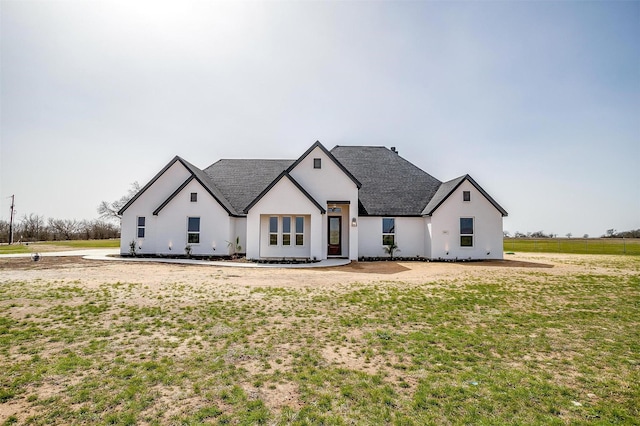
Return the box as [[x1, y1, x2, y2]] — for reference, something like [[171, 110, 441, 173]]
[[1, 0, 638, 237]]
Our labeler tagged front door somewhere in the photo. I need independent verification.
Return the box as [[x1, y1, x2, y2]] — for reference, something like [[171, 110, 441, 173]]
[[328, 216, 342, 256]]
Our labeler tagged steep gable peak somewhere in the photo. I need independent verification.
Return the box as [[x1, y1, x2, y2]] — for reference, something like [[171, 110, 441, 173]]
[[286, 141, 362, 189]]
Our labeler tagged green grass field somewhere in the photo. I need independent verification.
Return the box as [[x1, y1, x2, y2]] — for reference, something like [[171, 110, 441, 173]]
[[0, 255, 638, 424], [0, 239, 119, 254], [504, 238, 640, 255]]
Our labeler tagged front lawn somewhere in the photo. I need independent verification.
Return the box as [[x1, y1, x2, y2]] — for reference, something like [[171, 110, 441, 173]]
[[0, 255, 638, 424]]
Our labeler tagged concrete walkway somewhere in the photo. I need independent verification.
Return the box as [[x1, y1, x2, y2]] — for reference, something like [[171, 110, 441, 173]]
[[1, 248, 351, 269]]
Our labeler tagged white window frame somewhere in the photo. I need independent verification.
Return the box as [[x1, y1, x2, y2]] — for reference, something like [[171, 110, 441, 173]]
[[295, 216, 304, 246], [282, 216, 292, 246], [137, 217, 145, 239], [382, 218, 395, 246], [269, 216, 278, 246], [460, 217, 474, 247], [187, 217, 200, 244]]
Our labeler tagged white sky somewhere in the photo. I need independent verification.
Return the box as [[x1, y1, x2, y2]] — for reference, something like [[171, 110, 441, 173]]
[[1, 0, 638, 237]]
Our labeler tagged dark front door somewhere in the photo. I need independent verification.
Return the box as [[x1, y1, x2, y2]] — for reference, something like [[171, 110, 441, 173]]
[[328, 216, 342, 256]]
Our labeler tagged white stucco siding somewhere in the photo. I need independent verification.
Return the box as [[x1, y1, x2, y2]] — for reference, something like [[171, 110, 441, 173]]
[[245, 176, 323, 260], [120, 161, 191, 255], [232, 217, 247, 255], [289, 146, 359, 259], [358, 217, 427, 258], [430, 180, 504, 260], [154, 179, 231, 256]]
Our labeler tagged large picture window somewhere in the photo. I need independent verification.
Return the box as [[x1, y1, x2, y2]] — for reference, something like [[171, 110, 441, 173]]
[[187, 217, 200, 244], [295, 216, 304, 246], [460, 217, 474, 247], [137, 217, 145, 238], [269, 217, 278, 246], [382, 218, 395, 246], [282, 217, 291, 246]]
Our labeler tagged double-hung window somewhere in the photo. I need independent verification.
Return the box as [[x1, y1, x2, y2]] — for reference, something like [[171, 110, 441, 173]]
[[187, 217, 200, 244], [137, 217, 145, 238], [295, 217, 304, 246], [382, 218, 395, 245], [269, 217, 278, 246], [282, 217, 291, 246], [460, 217, 474, 247]]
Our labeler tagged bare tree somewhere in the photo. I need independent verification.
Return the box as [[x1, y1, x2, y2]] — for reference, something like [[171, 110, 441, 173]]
[[48, 218, 81, 241], [98, 182, 141, 222], [566, 232, 572, 239], [20, 214, 46, 241], [0, 220, 9, 244]]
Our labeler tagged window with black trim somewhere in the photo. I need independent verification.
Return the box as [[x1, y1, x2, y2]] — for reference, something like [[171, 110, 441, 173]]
[[382, 218, 395, 245], [190, 192, 198, 202], [269, 217, 278, 246], [460, 217, 474, 247], [283, 217, 291, 246], [137, 217, 145, 238], [463, 191, 470, 202], [295, 216, 304, 245], [188, 217, 200, 244], [313, 158, 321, 169]]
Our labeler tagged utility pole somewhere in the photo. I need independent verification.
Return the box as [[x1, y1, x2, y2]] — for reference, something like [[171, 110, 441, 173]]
[[9, 195, 15, 245]]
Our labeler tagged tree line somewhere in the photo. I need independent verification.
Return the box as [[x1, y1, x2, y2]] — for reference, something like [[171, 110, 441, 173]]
[[0, 214, 120, 244], [1, 182, 141, 244], [505, 229, 640, 239]]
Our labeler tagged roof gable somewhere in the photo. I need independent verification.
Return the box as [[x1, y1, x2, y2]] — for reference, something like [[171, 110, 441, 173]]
[[244, 171, 326, 214], [287, 141, 361, 189], [422, 174, 508, 216], [331, 146, 442, 216], [118, 156, 184, 216], [118, 156, 237, 216]]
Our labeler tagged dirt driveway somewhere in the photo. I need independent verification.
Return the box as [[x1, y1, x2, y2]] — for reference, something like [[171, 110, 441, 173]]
[[0, 252, 588, 291]]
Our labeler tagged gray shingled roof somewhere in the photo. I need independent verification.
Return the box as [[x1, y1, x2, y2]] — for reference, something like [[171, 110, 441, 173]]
[[422, 174, 508, 216], [203, 159, 295, 213], [421, 175, 466, 216], [330, 146, 442, 216], [122, 146, 506, 219]]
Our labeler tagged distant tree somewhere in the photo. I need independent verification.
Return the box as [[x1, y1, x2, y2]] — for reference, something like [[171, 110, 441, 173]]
[[98, 181, 141, 222], [503, 231, 511, 238], [20, 214, 47, 241], [531, 230, 552, 238], [514, 231, 527, 238], [627, 229, 640, 238], [583, 234, 589, 239], [48, 218, 81, 241], [605, 228, 617, 238], [566, 233, 572, 239], [0, 220, 9, 244]]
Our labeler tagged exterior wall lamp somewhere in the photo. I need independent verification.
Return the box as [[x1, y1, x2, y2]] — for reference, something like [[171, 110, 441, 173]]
[[351, 217, 357, 227]]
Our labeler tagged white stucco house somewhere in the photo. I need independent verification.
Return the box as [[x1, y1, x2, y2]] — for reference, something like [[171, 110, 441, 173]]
[[118, 141, 507, 261]]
